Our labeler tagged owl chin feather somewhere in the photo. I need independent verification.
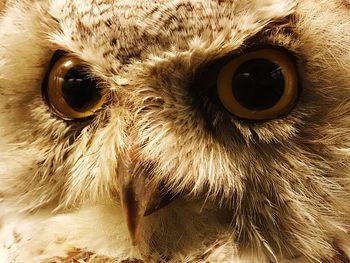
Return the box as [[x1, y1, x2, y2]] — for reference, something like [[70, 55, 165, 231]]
[[1, 0, 350, 262]]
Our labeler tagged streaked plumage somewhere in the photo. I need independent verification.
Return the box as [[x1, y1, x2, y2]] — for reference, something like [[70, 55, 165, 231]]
[[1, 0, 350, 262]]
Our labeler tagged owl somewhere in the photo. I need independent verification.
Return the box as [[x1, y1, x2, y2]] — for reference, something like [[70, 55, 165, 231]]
[[1, 0, 350, 262]]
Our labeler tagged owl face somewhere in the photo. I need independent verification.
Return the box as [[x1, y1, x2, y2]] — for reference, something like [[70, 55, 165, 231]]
[[1, 0, 350, 262]]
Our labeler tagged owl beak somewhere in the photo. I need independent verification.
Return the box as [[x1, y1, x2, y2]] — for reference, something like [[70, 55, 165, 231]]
[[120, 164, 176, 246], [121, 172, 152, 246]]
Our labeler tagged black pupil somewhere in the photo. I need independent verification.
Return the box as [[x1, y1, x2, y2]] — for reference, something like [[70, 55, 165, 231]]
[[232, 59, 285, 111], [61, 67, 101, 112]]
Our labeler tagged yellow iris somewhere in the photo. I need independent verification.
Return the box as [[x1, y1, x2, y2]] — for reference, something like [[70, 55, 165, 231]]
[[217, 49, 298, 120], [44, 56, 106, 120]]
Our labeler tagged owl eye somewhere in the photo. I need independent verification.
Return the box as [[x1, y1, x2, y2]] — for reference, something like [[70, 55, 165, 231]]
[[217, 49, 298, 120], [43, 55, 106, 120]]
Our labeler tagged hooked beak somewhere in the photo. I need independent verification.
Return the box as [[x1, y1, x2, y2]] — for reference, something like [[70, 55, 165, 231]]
[[120, 161, 176, 246]]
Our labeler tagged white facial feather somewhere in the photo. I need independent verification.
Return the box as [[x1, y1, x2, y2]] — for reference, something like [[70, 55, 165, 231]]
[[1, 0, 350, 262]]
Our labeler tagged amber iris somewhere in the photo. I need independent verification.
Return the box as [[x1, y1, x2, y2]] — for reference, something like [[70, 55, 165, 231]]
[[44, 56, 105, 120], [217, 49, 298, 120]]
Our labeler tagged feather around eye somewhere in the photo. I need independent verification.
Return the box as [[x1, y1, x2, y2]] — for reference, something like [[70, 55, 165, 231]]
[[42, 53, 106, 120], [2, 0, 350, 262]]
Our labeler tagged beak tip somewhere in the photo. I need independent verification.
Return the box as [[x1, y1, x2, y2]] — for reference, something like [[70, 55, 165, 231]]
[[122, 184, 145, 247], [127, 219, 141, 246], [120, 165, 177, 247], [131, 236, 139, 247]]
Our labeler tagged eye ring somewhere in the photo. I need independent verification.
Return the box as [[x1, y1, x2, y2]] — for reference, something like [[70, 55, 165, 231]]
[[43, 55, 106, 120], [217, 49, 298, 120]]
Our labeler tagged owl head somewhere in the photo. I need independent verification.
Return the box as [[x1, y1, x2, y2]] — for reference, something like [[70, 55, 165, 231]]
[[1, 0, 350, 262]]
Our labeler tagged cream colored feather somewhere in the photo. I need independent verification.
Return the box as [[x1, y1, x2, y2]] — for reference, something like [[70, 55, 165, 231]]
[[1, 0, 350, 262]]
